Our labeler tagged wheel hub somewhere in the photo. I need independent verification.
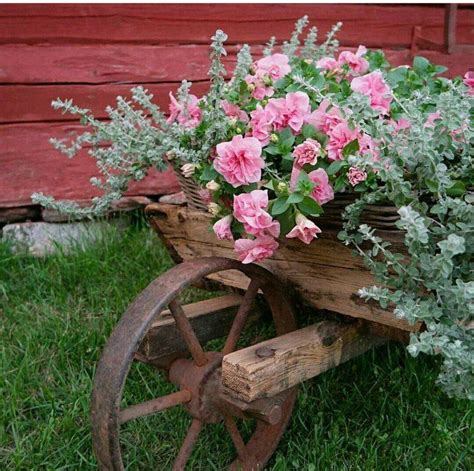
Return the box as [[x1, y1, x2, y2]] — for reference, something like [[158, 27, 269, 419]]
[[168, 352, 224, 423]]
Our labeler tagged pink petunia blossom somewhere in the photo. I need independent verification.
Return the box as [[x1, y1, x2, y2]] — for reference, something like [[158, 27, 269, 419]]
[[359, 134, 380, 162], [316, 57, 340, 73], [214, 135, 265, 187], [245, 74, 274, 100], [234, 236, 279, 264], [233, 190, 280, 238], [198, 188, 212, 205], [424, 112, 442, 128], [286, 213, 322, 244], [347, 167, 368, 186], [464, 71, 474, 95], [221, 100, 249, 123], [389, 117, 412, 132], [167, 92, 202, 128], [213, 215, 234, 241], [266, 92, 311, 133], [306, 99, 344, 133], [338, 46, 369, 75], [293, 138, 321, 168], [326, 122, 360, 161], [255, 53, 291, 81], [308, 168, 335, 205], [350, 71, 393, 115], [249, 105, 274, 146]]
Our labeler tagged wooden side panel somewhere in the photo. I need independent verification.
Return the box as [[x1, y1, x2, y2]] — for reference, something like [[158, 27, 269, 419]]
[[148, 204, 419, 332], [0, 123, 179, 207], [0, 4, 472, 48]]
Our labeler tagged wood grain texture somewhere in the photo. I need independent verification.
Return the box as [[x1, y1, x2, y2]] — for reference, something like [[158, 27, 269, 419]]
[[0, 123, 179, 207], [0, 4, 472, 48], [147, 203, 420, 332], [138, 294, 244, 367], [222, 320, 386, 401]]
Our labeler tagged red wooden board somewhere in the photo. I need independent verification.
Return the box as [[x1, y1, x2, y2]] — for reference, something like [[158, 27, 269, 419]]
[[0, 4, 472, 48], [0, 123, 179, 207]]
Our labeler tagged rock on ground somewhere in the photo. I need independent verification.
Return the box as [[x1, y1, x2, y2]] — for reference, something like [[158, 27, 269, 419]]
[[2, 221, 109, 256]]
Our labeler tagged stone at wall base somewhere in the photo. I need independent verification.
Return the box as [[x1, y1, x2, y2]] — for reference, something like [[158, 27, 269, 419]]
[[158, 191, 186, 205], [2, 221, 111, 257]]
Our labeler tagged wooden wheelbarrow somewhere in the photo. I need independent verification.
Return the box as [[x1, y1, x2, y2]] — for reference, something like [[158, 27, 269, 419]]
[[91, 201, 419, 470]]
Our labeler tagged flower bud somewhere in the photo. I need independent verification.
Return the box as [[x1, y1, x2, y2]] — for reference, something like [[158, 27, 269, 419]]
[[166, 150, 176, 161], [247, 83, 256, 92], [206, 180, 221, 192], [263, 75, 273, 86], [228, 117, 238, 127], [304, 59, 313, 65], [208, 202, 221, 216], [270, 133, 279, 143], [181, 163, 198, 178], [235, 127, 242, 134], [277, 181, 288, 193]]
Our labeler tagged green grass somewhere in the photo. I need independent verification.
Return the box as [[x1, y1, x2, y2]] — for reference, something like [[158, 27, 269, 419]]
[[1, 220, 472, 470]]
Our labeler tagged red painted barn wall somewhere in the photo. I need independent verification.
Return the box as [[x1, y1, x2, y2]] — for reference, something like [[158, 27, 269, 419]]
[[1, 3, 473, 208]]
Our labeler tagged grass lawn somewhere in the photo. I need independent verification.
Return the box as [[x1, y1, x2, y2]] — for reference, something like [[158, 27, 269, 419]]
[[1, 220, 472, 470]]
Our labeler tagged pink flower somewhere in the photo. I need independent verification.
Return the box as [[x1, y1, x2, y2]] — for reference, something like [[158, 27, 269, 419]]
[[249, 105, 273, 146], [389, 117, 411, 132], [338, 46, 369, 75], [464, 71, 474, 95], [286, 213, 322, 244], [255, 53, 291, 81], [306, 99, 344, 133], [424, 112, 441, 128], [359, 134, 380, 162], [350, 71, 393, 115], [233, 190, 280, 238], [245, 74, 274, 100], [221, 100, 249, 123], [316, 56, 340, 73], [308, 168, 334, 205], [293, 138, 321, 168], [348, 167, 367, 186], [213, 215, 234, 241], [266, 92, 311, 133], [198, 188, 212, 205], [326, 122, 360, 161], [214, 135, 265, 187], [167, 92, 202, 128], [234, 236, 279, 264]]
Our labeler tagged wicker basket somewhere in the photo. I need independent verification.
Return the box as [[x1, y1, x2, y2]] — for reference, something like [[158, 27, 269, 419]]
[[173, 166, 399, 230]]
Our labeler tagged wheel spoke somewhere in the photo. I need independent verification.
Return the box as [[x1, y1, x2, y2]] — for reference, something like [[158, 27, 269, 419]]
[[119, 389, 191, 424], [223, 279, 260, 355], [224, 416, 247, 460], [169, 299, 208, 366], [172, 418, 203, 471]]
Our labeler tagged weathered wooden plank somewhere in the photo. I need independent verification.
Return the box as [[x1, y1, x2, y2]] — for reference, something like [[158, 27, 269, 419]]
[[0, 4, 472, 49], [0, 44, 239, 85], [0, 42, 469, 88], [222, 320, 386, 401], [0, 123, 179, 207], [137, 294, 244, 367], [147, 204, 419, 332], [0, 82, 209, 124]]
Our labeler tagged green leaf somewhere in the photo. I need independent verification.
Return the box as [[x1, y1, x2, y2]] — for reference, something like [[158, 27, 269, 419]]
[[283, 152, 294, 161], [342, 139, 359, 157], [271, 196, 290, 216], [334, 175, 346, 192], [287, 192, 304, 204], [200, 166, 218, 182], [446, 181, 466, 198], [264, 145, 280, 156], [413, 56, 430, 75], [298, 196, 322, 216], [327, 160, 345, 176], [263, 180, 274, 190], [302, 124, 318, 139], [425, 179, 439, 193], [275, 208, 295, 235]]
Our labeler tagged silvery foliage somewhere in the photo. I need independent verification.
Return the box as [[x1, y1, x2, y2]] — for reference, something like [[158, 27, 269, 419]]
[[32, 30, 231, 217], [340, 80, 474, 399]]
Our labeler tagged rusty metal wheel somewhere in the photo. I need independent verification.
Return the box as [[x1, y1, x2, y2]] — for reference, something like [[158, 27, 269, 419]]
[[91, 257, 297, 470]]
